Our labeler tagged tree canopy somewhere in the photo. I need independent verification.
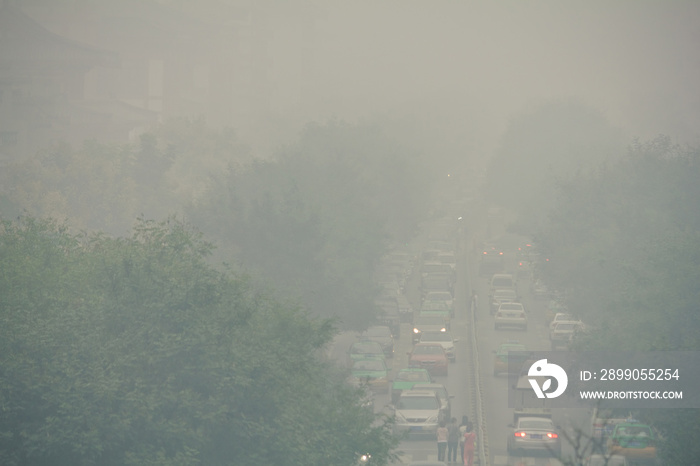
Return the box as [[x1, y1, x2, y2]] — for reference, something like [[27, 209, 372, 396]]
[[0, 216, 397, 465]]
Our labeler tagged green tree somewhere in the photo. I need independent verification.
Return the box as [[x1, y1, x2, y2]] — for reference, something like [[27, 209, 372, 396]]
[[0, 215, 397, 465]]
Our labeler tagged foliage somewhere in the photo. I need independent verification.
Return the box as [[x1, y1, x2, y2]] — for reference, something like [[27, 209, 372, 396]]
[[533, 136, 700, 464], [0, 215, 397, 465], [484, 100, 625, 232], [189, 120, 432, 329]]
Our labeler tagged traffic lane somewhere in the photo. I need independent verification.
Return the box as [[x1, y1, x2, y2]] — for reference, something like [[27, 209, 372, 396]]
[[476, 275, 592, 465]]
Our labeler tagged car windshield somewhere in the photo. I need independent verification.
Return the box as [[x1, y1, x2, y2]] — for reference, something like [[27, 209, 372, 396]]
[[396, 371, 430, 382], [500, 303, 523, 311], [397, 396, 439, 410], [414, 385, 448, 399], [413, 345, 444, 355], [492, 277, 513, 287], [421, 331, 451, 342], [616, 426, 652, 437], [519, 420, 553, 430], [498, 344, 526, 354], [425, 292, 452, 301], [353, 360, 386, 371], [351, 342, 382, 354], [364, 327, 391, 337]]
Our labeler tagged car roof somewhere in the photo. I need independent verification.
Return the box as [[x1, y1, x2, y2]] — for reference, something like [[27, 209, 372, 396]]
[[400, 389, 438, 397]]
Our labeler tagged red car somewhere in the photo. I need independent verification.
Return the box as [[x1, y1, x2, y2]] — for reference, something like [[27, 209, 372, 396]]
[[407, 343, 449, 376]]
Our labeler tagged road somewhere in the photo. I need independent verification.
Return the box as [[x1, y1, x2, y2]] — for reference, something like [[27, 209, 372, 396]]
[[329, 209, 595, 465]]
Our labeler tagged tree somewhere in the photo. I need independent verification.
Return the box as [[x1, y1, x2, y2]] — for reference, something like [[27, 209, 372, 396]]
[[0, 215, 397, 465]]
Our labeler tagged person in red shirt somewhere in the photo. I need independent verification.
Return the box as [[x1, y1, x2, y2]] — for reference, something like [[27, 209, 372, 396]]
[[463, 422, 476, 466]]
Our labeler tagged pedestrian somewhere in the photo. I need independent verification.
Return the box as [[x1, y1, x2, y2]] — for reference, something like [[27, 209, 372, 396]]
[[458, 415, 469, 461], [437, 420, 448, 462], [463, 422, 476, 466], [447, 417, 460, 463]]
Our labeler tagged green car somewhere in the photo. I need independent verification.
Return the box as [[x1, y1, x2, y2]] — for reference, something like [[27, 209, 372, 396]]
[[390, 368, 432, 404], [492, 341, 530, 376], [347, 340, 385, 366], [420, 301, 452, 320], [607, 420, 656, 461], [349, 357, 390, 392]]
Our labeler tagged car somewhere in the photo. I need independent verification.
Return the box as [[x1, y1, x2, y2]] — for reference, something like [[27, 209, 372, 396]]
[[591, 408, 633, 440], [361, 325, 394, 357], [489, 273, 517, 294], [391, 368, 432, 404], [490, 288, 518, 315], [479, 244, 505, 276], [412, 382, 454, 420], [418, 330, 458, 362], [412, 314, 449, 344], [549, 321, 583, 348], [422, 291, 454, 317], [392, 389, 444, 437], [374, 297, 401, 338], [606, 421, 656, 461], [396, 293, 415, 323], [421, 261, 455, 279], [492, 341, 530, 376], [494, 302, 527, 330], [348, 358, 390, 392], [347, 340, 385, 365], [507, 416, 561, 457], [408, 342, 449, 376], [421, 273, 453, 299], [437, 252, 457, 272], [583, 454, 628, 466], [549, 312, 574, 332]]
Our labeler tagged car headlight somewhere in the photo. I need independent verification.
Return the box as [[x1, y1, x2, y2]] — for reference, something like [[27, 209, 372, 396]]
[[427, 415, 439, 423]]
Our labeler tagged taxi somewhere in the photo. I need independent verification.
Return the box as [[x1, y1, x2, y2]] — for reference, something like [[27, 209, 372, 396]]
[[492, 341, 529, 376], [607, 420, 656, 460]]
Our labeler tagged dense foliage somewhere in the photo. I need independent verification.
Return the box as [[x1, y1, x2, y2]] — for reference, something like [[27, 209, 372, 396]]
[[533, 136, 700, 463], [188, 121, 434, 329], [0, 216, 397, 465], [484, 100, 625, 232]]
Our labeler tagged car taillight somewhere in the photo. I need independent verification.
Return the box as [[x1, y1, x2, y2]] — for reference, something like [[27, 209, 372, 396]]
[[546, 432, 558, 439], [514, 432, 526, 438]]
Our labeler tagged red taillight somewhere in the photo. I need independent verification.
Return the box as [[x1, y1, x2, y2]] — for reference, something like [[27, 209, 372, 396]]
[[547, 432, 558, 439], [499, 252, 504, 255], [514, 432, 526, 438]]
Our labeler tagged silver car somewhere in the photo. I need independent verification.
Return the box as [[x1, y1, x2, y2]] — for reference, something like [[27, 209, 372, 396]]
[[392, 389, 444, 437], [418, 330, 458, 362], [507, 416, 561, 457], [494, 302, 527, 330]]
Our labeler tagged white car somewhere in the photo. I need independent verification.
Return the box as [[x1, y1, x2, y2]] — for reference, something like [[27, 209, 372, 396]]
[[549, 320, 583, 342], [419, 330, 459, 362], [392, 389, 444, 436], [549, 312, 574, 332], [494, 302, 527, 330], [507, 416, 561, 457]]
